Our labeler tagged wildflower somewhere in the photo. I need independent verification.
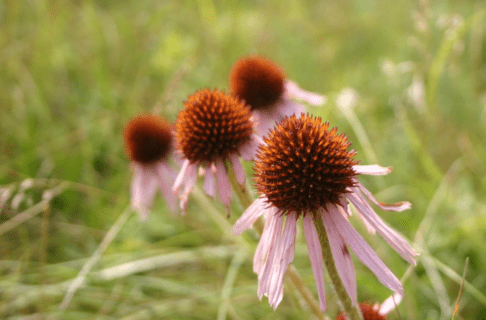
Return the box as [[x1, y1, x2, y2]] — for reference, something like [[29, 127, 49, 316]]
[[336, 294, 403, 319], [173, 89, 261, 214], [123, 114, 178, 220], [233, 114, 417, 311], [229, 56, 326, 135]]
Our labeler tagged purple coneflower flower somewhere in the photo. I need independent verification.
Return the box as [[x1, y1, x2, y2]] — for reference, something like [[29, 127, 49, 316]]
[[233, 114, 417, 311], [229, 56, 326, 136], [123, 114, 177, 220], [173, 89, 260, 214], [337, 294, 402, 320]]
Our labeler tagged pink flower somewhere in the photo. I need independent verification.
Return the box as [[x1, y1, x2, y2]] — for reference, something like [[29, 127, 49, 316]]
[[229, 56, 326, 136], [173, 89, 261, 214], [123, 114, 178, 220], [233, 114, 417, 311]]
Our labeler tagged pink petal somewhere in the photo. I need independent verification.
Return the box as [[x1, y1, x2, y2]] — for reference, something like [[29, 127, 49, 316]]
[[321, 206, 404, 295], [379, 293, 403, 315], [215, 160, 232, 215], [321, 207, 358, 305], [130, 163, 158, 221], [347, 192, 417, 265], [253, 208, 278, 275], [232, 196, 267, 235], [268, 214, 297, 309], [229, 153, 245, 186], [352, 164, 392, 176], [203, 164, 216, 199], [173, 159, 190, 194], [274, 99, 305, 119], [179, 163, 198, 214], [354, 183, 412, 211], [284, 80, 326, 106], [155, 163, 177, 213], [252, 111, 275, 137], [303, 214, 327, 312], [257, 213, 283, 300], [239, 134, 263, 161]]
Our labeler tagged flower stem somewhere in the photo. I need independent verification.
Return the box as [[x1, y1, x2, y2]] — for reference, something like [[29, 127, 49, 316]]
[[313, 213, 364, 320], [225, 161, 324, 320]]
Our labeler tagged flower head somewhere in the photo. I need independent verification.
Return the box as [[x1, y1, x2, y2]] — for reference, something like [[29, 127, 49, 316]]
[[233, 114, 417, 311], [173, 89, 261, 214], [229, 56, 326, 135], [123, 114, 177, 220], [337, 294, 403, 320]]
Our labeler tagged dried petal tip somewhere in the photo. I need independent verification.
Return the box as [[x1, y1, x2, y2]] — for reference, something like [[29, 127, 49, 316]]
[[175, 88, 253, 164], [124, 114, 173, 164], [229, 56, 285, 110], [337, 303, 387, 320], [254, 114, 358, 215]]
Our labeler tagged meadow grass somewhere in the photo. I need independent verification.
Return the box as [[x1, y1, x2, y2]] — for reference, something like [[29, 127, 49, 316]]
[[1, 0, 486, 319]]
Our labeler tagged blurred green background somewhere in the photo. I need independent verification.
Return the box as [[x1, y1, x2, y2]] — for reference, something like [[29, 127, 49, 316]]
[[1, 0, 486, 319]]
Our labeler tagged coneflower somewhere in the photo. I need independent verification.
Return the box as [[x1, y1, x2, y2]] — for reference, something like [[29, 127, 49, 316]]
[[229, 56, 325, 135], [337, 294, 403, 320], [123, 114, 177, 220], [233, 114, 417, 311], [173, 89, 261, 214]]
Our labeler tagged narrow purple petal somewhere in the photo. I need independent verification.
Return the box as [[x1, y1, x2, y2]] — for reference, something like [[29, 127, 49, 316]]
[[203, 164, 216, 199], [268, 214, 297, 309], [284, 80, 326, 106], [229, 153, 245, 186], [257, 213, 283, 300], [215, 160, 232, 215], [303, 214, 327, 312], [173, 159, 190, 194], [253, 208, 277, 275], [155, 163, 177, 213], [130, 163, 157, 220], [322, 207, 358, 305], [354, 183, 412, 211], [179, 163, 198, 214], [232, 196, 267, 235], [352, 164, 392, 176], [239, 134, 263, 161], [347, 192, 417, 265], [321, 206, 404, 295]]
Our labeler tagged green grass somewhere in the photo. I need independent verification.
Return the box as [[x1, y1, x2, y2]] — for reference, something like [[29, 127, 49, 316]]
[[1, 0, 486, 319]]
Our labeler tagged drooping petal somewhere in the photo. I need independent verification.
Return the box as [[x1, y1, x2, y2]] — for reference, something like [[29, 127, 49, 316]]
[[252, 111, 275, 137], [257, 213, 283, 300], [154, 163, 177, 213], [322, 207, 358, 305], [347, 192, 417, 265], [321, 206, 404, 295], [130, 163, 158, 220], [232, 196, 267, 234], [268, 214, 297, 310], [179, 163, 198, 214], [239, 134, 263, 161], [173, 159, 190, 194], [352, 164, 392, 176], [274, 98, 306, 120], [203, 164, 216, 199], [215, 160, 232, 215], [354, 183, 412, 211], [284, 80, 326, 106], [253, 207, 278, 275], [229, 153, 245, 186], [303, 213, 327, 312]]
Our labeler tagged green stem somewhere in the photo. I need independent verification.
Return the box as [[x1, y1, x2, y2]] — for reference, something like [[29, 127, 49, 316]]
[[225, 161, 324, 320], [313, 213, 364, 320]]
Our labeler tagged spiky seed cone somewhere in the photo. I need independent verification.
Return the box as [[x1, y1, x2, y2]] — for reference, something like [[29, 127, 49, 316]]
[[229, 56, 285, 110], [175, 89, 253, 164], [123, 114, 173, 164], [254, 114, 358, 215], [337, 303, 387, 320]]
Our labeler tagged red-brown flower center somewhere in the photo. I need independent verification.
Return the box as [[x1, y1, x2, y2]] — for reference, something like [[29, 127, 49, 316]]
[[229, 56, 285, 111], [254, 114, 358, 215], [175, 89, 254, 164], [123, 114, 173, 164], [337, 303, 387, 320]]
